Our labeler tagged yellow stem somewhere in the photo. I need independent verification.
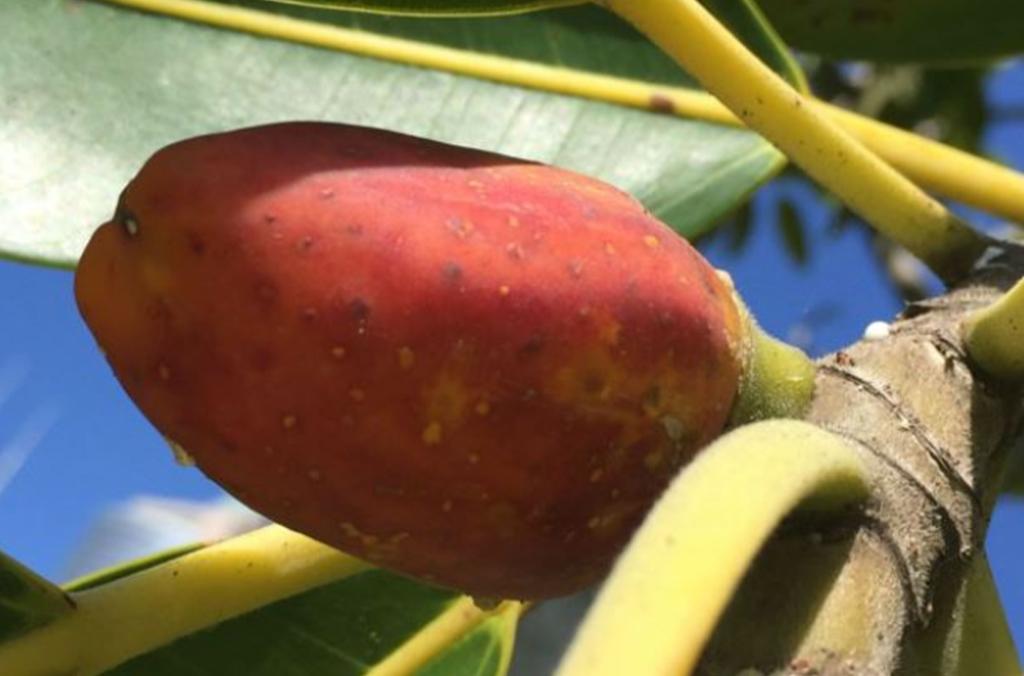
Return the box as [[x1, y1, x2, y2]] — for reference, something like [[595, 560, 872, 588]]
[[556, 420, 869, 676], [99, 0, 1024, 228], [822, 103, 1024, 229], [933, 554, 1022, 675], [603, 0, 988, 283], [369, 599, 522, 676], [370, 599, 523, 675], [962, 277, 1024, 382], [0, 526, 370, 676]]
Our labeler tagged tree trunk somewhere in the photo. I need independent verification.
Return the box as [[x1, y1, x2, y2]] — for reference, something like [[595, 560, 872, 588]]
[[698, 241, 1024, 675]]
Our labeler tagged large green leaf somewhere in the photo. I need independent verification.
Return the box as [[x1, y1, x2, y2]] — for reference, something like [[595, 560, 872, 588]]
[[0, 531, 519, 674], [269, 0, 807, 88], [759, 0, 1024, 64], [107, 569, 513, 675], [238, 0, 586, 16], [0, 0, 781, 268], [417, 606, 518, 676], [0, 551, 73, 642]]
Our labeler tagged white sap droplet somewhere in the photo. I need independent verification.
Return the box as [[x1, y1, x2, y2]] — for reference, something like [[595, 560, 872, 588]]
[[863, 321, 891, 341]]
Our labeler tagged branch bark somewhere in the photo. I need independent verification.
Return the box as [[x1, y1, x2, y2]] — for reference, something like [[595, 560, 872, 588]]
[[699, 242, 1024, 674]]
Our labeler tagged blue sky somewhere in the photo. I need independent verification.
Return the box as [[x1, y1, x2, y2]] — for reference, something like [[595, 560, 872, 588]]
[[1, 59, 1021, 661]]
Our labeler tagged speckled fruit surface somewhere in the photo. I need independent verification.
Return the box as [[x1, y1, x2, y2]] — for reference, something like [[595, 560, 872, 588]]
[[75, 122, 743, 599]]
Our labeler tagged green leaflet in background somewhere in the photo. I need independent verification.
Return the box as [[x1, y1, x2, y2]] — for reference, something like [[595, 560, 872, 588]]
[[0, 550, 73, 643], [702, 0, 806, 92], [759, 0, 1024, 64], [1, 0, 782, 269], [418, 606, 520, 676], [64, 543, 205, 593]]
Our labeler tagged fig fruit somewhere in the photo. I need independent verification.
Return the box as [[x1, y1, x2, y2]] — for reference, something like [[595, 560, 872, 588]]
[[75, 122, 745, 599]]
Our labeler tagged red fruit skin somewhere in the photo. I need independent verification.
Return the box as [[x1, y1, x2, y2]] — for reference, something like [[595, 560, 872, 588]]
[[75, 122, 742, 599]]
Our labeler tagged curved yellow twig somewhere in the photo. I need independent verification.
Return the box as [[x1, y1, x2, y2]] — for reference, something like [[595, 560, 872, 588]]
[[556, 420, 869, 676], [603, 0, 988, 283], [962, 277, 1024, 383], [928, 554, 1022, 675], [821, 104, 1024, 230], [0, 526, 369, 676], [369, 598, 523, 676], [100, 0, 1024, 228]]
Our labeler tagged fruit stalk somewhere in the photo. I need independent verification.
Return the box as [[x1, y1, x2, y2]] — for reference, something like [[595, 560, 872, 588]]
[[962, 276, 1024, 383]]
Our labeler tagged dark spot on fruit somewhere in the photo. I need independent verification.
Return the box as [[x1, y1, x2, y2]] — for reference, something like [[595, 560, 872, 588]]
[[263, 214, 277, 225], [115, 208, 139, 238], [296, 235, 315, 253], [346, 224, 364, 236], [649, 93, 675, 114], [350, 298, 371, 321], [249, 348, 277, 372], [301, 307, 318, 323], [443, 262, 463, 281], [185, 231, 206, 255], [519, 335, 544, 356], [643, 386, 661, 408], [583, 372, 605, 394], [255, 278, 279, 307], [112, 185, 139, 238]]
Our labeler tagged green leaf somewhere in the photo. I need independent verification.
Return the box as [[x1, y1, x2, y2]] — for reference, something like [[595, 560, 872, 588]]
[[759, 0, 1024, 64], [703, 0, 806, 92], [270, 0, 808, 89], [776, 197, 807, 265], [0, 551, 73, 642], [417, 605, 518, 676], [244, 0, 587, 16], [64, 544, 204, 593], [106, 569, 517, 675], [1, 0, 781, 268]]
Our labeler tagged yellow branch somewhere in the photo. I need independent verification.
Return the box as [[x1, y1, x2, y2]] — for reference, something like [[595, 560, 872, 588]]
[[922, 554, 1023, 674], [821, 104, 1024, 230], [100, 0, 1024, 229], [962, 277, 1024, 383], [370, 599, 522, 675], [603, 0, 988, 283], [0, 526, 370, 676], [556, 420, 869, 676]]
